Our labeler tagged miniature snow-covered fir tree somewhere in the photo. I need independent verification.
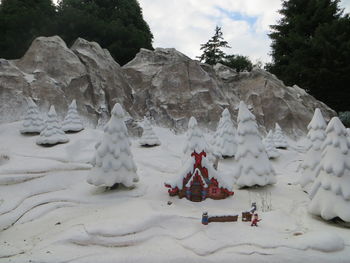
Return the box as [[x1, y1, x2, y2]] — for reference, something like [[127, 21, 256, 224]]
[[20, 98, 44, 134], [87, 103, 139, 188], [212, 108, 237, 158], [183, 117, 212, 156], [235, 101, 276, 188], [263, 130, 280, 159], [274, 123, 288, 149], [300, 108, 327, 192], [36, 106, 69, 145], [62, 100, 84, 132], [139, 117, 161, 147], [308, 117, 350, 222]]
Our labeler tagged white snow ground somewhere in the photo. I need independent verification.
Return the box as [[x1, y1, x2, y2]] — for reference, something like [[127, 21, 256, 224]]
[[0, 122, 350, 263]]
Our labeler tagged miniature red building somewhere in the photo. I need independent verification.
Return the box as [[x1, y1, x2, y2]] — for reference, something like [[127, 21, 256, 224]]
[[165, 151, 234, 202]]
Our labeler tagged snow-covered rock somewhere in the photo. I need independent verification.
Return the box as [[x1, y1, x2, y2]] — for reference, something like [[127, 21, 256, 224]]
[[139, 117, 161, 147], [274, 123, 288, 149], [62, 100, 84, 132], [87, 103, 139, 188], [36, 106, 69, 145], [20, 98, 44, 134], [309, 117, 350, 222], [263, 130, 280, 159], [212, 108, 237, 158], [300, 108, 327, 192], [0, 37, 336, 136], [235, 101, 276, 188]]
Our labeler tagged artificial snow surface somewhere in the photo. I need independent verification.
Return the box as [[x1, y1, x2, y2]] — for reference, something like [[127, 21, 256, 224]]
[[1, 121, 350, 262]]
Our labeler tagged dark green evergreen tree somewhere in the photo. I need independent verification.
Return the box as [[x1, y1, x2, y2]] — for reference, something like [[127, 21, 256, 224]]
[[0, 0, 56, 59], [268, 0, 350, 111], [55, 0, 153, 65], [197, 26, 230, 65], [221, 54, 253, 72]]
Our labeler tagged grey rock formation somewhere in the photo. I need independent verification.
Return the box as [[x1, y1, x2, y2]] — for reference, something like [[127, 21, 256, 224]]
[[123, 48, 335, 136], [0, 36, 336, 137]]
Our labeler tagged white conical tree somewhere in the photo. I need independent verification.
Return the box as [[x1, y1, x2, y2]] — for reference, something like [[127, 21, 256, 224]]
[[139, 117, 161, 146], [300, 108, 327, 192], [263, 130, 280, 159], [36, 106, 69, 145], [308, 117, 350, 222], [274, 123, 288, 149], [87, 103, 139, 188], [62, 100, 84, 132], [183, 117, 212, 157], [235, 101, 276, 188], [20, 98, 44, 134], [212, 108, 237, 158]]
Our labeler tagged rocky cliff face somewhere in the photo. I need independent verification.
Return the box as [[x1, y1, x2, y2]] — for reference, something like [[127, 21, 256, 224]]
[[0, 36, 335, 136], [123, 48, 335, 135]]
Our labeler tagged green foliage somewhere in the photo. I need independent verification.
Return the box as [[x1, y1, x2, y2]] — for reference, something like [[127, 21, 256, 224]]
[[0, 0, 56, 59], [55, 0, 153, 65], [197, 26, 230, 65], [339, 111, 350, 127], [221, 55, 253, 72], [268, 0, 350, 112], [0, 0, 153, 65]]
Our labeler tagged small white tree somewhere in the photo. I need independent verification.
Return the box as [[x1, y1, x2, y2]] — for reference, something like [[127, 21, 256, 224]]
[[263, 130, 280, 159], [183, 117, 212, 158], [308, 117, 350, 222], [212, 108, 237, 158], [36, 106, 69, 145], [62, 100, 84, 132], [139, 117, 161, 146], [274, 123, 288, 149], [20, 98, 44, 134], [300, 108, 327, 192], [87, 103, 139, 188], [235, 101, 276, 188]]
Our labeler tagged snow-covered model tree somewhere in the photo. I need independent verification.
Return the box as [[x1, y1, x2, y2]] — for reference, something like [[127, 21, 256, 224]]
[[300, 108, 327, 192], [139, 117, 161, 147], [308, 117, 350, 222], [20, 98, 44, 134], [212, 108, 237, 158], [263, 130, 280, 159], [62, 100, 84, 132], [87, 103, 139, 188], [183, 117, 213, 162], [274, 123, 288, 149], [235, 101, 276, 188], [36, 106, 69, 146]]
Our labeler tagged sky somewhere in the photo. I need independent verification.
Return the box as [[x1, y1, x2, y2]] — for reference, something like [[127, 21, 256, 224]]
[[137, 0, 350, 63], [51, 0, 350, 64]]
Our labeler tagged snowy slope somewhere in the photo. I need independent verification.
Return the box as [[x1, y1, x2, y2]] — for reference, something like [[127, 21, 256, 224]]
[[0, 122, 349, 263]]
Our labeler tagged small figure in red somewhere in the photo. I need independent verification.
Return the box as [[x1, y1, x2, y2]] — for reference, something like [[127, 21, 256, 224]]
[[251, 213, 261, 227]]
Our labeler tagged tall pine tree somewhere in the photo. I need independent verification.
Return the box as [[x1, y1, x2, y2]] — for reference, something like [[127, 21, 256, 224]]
[[0, 0, 56, 59], [268, 0, 350, 112], [197, 26, 230, 65]]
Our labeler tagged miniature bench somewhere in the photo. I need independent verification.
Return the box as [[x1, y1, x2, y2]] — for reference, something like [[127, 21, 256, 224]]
[[202, 212, 238, 225]]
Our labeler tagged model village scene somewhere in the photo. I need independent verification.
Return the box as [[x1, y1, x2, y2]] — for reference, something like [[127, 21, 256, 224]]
[[1, 0, 350, 262]]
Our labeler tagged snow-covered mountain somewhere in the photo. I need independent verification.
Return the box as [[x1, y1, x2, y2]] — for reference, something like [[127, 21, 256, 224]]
[[0, 36, 335, 136]]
